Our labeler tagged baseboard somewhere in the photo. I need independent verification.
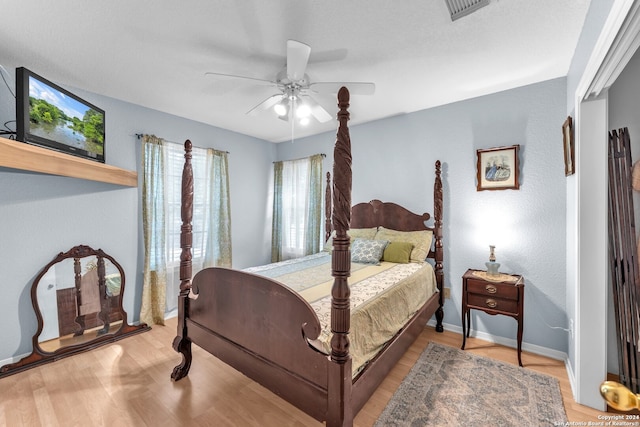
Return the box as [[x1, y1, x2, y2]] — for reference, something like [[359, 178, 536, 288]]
[[565, 355, 578, 402], [427, 320, 569, 362]]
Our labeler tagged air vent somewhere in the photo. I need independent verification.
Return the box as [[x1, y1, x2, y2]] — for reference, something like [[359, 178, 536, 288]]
[[445, 0, 490, 21]]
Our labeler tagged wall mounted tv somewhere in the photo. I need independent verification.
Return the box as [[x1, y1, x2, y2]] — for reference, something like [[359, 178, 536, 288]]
[[16, 67, 105, 163]]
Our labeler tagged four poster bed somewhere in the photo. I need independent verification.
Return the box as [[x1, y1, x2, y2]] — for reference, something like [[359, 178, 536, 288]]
[[171, 87, 444, 426]]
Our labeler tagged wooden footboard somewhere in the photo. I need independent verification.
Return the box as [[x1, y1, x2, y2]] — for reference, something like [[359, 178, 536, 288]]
[[185, 267, 333, 420], [174, 266, 440, 423]]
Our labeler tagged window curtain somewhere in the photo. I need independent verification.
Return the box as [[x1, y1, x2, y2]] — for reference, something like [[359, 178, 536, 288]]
[[141, 135, 167, 326], [272, 161, 284, 262], [199, 149, 232, 269], [271, 154, 323, 262], [141, 137, 232, 325], [306, 154, 323, 255]]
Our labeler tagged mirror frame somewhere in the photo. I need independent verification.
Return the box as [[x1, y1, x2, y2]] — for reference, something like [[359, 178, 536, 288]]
[[0, 245, 150, 378]]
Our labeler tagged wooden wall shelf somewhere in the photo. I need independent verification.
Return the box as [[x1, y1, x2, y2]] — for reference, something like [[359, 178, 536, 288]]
[[0, 136, 137, 187]]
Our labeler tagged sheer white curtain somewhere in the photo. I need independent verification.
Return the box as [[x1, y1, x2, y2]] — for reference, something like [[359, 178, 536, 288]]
[[272, 154, 323, 262], [142, 138, 231, 323]]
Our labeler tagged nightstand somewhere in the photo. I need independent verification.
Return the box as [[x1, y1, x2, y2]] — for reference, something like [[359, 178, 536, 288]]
[[461, 268, 525, 366]]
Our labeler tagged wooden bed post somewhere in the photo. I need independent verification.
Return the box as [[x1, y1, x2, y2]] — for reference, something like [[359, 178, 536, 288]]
[[327, 87, 353, 427], [325, 171, 332, 243], [171, 139, 194, 381], [434, 160, 444, 332]]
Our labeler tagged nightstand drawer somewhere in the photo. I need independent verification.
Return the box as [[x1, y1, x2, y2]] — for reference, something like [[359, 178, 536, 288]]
[[467, 293, 518, 313], [466, 279, 519, 300]]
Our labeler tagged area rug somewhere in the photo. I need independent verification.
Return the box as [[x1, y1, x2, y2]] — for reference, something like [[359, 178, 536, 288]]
[[374, 342, 567, 426]]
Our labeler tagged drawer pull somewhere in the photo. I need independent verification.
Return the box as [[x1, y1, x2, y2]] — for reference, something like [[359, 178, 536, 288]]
[[485, 285, 497, 294], [486, 299, 497, 308]]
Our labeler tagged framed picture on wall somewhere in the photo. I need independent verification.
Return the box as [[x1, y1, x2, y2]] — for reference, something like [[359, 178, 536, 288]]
[[476, 145, 520, 191], [563, 116, 575, 176]]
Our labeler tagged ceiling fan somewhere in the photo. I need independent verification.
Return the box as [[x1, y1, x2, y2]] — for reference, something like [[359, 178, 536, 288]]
[[205, 40, 375, 125]]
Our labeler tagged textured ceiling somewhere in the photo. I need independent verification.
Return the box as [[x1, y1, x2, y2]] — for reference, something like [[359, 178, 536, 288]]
[[0, 0, 591, 142]]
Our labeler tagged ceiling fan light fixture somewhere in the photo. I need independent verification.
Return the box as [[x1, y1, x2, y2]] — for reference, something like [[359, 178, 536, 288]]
[[274, 99, 289, 117], [206, 40, 374, 129], [296, 103, 311, 119]]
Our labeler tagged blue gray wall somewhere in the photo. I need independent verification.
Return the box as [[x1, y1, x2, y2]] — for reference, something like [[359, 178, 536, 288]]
[[0, 65, 275, 363], [278, 77, 570, 355], [0, 71, 572, 365], [0, 0, 619, 365]]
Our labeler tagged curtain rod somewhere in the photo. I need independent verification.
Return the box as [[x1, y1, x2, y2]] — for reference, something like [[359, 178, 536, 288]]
[[273, 153, 326, 164], [135, 133, 229, 154]]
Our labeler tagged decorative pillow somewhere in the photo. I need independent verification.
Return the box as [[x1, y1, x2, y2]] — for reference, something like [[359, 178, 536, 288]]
[[350, 227, 379, 240], [351, 238, 389, 264], [374, 227, 433, 263], [382, 241, 414, 264], [323, 227, 378, 252]]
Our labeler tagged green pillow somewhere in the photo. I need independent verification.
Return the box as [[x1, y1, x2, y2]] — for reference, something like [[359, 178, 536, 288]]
[[375, 227, 433, 262], [382, 241, 414, 264]]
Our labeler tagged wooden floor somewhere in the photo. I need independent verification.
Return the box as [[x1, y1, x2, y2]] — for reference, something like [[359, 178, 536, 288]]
[[0, 317, 608, 426]]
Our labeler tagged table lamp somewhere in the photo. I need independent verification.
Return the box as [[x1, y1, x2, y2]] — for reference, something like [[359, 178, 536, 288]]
[[485, 245, 500, 276]]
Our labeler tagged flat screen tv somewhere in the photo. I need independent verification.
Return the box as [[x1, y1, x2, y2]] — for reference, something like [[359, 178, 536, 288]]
[[15, 67, 105, 163]]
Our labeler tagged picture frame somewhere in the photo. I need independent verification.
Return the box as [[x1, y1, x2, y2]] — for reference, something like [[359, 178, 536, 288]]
[[562, 116, 575, 176], [476, 145, 520, 191]]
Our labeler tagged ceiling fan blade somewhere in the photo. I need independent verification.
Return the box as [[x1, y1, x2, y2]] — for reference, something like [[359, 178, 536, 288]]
[[246, 94, 283, 116], [205, 71, 276, 86], [286, 40, 311, 81], [309, 82, 376, 95], [303, 95, 332, 123], [309, 48, 348, 64]]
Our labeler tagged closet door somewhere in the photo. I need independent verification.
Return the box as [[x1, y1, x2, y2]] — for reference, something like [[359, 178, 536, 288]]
[[608, 127, 640, 392]]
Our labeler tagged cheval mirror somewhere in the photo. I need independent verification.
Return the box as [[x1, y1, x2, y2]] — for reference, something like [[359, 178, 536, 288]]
[[0, 245, 150, 377]]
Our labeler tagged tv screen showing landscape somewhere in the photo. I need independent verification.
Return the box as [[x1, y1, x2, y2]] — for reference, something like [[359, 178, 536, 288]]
[[16, 67, 105, 163]]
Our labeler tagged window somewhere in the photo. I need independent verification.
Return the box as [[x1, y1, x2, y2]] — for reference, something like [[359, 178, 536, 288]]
[[272, 154, 323, 262]]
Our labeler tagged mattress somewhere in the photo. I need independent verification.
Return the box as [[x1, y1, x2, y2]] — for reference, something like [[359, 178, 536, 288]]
[[244, 252, 438, 375]]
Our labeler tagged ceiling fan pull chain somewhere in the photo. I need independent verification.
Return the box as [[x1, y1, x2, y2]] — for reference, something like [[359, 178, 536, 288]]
[[291, 104, 295, 143]]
